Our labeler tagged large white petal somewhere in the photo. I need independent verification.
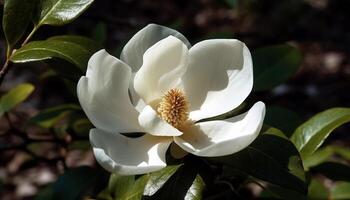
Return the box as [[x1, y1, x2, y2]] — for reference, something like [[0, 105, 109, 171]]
[[182, 39, 253, 121], [121, 23, 191, 72], [134, 36, 189, 104], [138, 105, 183, 136], [77, 50, 142, 133], [90, 129, 172, 175], [174, 102, 265, 157]]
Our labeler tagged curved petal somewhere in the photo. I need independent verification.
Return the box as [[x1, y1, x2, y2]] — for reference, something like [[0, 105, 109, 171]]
[[138, 105, 183, 136], [77, 50, 142, 133], [90, 129, 172, 175], [174, 102, 265, 157], [182, 39, 253, 121], [134, 36, 189, 104], [121, 23, 191, 72]]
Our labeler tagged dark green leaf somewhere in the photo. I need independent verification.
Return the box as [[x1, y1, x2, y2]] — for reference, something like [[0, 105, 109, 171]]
[[290, 108, 350, 160], [311, 162, 350, 182], [210, 133, 307, 194], [143, 165, 181, 196], [2, 0, 36, 50], [29, 104, 80, 128], [92, 22, 107, 44], [331, 182, 350, 200], [53, 166, 108, 200], [149, 164, 203, 200], [34, 0, 94, 27], [11, 40, 92, 70], [0, 83, 34, 116], [252, 44, 302, 91], [265, 106, 302, 136], [307, 179, 329, 200]]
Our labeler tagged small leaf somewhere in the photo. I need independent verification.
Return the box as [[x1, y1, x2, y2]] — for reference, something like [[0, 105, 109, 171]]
[[34, 0, 94, 27], [29, 104, 80, 128], [0, 83, 34, 116], [11, 40, 91, 70], [290, 108, 350, 160], [2, 0, 36, 50], [253, 44, 302, 91], [184, 175, 205, 200], [331, 182, 350, 200]]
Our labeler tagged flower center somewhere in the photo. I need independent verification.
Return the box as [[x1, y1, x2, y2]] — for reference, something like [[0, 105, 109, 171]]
[[157, 88, 189, 128]]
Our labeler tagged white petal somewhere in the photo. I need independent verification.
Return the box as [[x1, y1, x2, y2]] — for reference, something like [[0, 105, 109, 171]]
[[90, 128, 172, 175], [77, 50, 142, 133], [182, 39, 253, 121], [174, 102, 265, 157], [134, 36, 189, 104], [121, 23, 191, 72], [138, 105, 183, 136]]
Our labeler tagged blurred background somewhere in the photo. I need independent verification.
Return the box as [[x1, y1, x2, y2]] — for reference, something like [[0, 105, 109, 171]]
[[0, 0, 350, 199]]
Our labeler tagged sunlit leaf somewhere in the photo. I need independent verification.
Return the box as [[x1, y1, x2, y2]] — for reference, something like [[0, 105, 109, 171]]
[[2, 0, 36, 50], [34, 0, 94, 27], [0, 83, 34, 116], [290, 108, 350, 160], [253, 44, 302, 91]]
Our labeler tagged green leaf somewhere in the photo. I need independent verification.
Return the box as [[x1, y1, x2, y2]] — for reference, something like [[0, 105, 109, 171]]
[[149, 164, 203, 200], [331, 182, 350, 200], [290, 108, 350, 160], [210, 133, 307, 194], [29, 104, 80, 128], [11, 40, 92, 70], [303, 145, 350, 169], [53, 166, 108, 200], [92, 22, 107, 44], [252, 44, 302, 91], [99, 174, 149, 200], [2, 0, 36, 50], [143, 165, 181, 196], [48, 35, 102, 52], [307, 179, 329, 200], [265, 106, 302, 137], [311, 162, 350, 182], [34, 0, 94, 27], [0, 83, 34, 116]]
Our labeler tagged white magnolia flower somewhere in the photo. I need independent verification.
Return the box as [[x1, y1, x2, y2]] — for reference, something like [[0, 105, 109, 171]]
[[77, 24, 265, 175]]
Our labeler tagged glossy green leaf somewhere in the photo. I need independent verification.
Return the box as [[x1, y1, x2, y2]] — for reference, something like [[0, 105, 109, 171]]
[[143, 165, 181, 196], [210, 132, 307, 194], [0, 83, 34, 116], [48, 35, 102, 52], [303, 145, 350, 169], [11, 40, 91, 70], [2, 0, 36, 50], [331, 182, 350, 200], [307, 179, 329, 200], [29, 104, 80, 128], [311, 162, 350, 182], [149, 164, 203, 200], [34, 0, 94, 27], [53, 166, 108, 200], [265, 106, 302, 137], [290, 108, 350, 160], [252, 44, 302, 91]]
